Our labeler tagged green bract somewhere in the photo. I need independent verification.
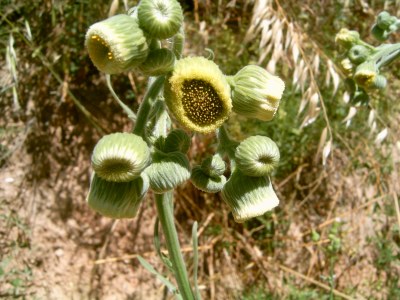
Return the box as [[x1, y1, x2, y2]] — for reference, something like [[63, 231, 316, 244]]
[[200, 155, 226, 178], [87, 173, 149, 219], [164, 56, 232, 133], [85, 14, 149, 74], [235, 135, 280, 177], [190, 166, 226, 193], [222, 170, 279, 223], [91, 133, 150, 182], [138, 0, 183, 40], [144, 150, 191, 193], [164, 129, 191, 153], [139, 48, 176, 76], [228, 65, 285, 121]]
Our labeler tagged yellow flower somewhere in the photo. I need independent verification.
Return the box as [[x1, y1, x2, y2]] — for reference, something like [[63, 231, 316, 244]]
[[164, 57, 232, 133], [85, 14, 149, 74]]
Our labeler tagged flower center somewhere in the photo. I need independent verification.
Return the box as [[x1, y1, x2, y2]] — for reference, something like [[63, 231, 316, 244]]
[[97, 158, 133, 181], [181, 79, 223, 125], [88, 35, 114, 62]]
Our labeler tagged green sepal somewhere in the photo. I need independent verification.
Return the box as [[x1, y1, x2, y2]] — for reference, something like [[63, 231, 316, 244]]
[[221, 170, 279, 223], [87, 173, 149, 219], [144, 150, 191, 193]]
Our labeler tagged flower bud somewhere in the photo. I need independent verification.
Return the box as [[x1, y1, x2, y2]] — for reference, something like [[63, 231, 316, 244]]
[[138, 0, 183, 40], [235, 136, 280, 177], [144, 150, 190, 193], [91, 133, 150, 182], [200, 155, 226, 177], [335, 28, 361, 49], [222, 170, 279, 223], [164, 56, 232, 133], [376, 11, 396, 30], [348, 45, 371, 64], [190, 166, 226, 193], [371, 24, 389, 41], [164, 129, 191, 153], [228, 65, 285, 121], [85, 14, 149, 74], [146, 100, 172, 143], [139, 48, 176, 76], [87, 173, 149, 219], [354, 61, 385, 90], [340, 58, 354, 76]]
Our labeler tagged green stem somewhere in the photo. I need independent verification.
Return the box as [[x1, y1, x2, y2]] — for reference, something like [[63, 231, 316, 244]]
[[374, 43, 400, 69], [217, 125, 237, 161], [155, 192, 194, 300], [133, 76, 165, 137]]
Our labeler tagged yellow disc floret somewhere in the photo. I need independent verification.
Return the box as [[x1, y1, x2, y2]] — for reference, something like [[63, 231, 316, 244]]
[[164, 57, 232, 133]]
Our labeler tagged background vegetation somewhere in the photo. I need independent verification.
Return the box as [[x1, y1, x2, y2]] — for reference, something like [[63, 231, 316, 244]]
[[1, 0, 399, 299]]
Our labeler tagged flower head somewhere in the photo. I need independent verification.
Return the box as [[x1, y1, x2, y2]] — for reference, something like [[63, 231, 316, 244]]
[[91, 133, 150, 182], [228, 65, 284, 121], [235, 135, 280, 177], [164, 57, 232, 133], [354, 61, 386, 90], [335, 28, 361, 49], [85, 14, 149, 74], [138, 0, 183, 39]]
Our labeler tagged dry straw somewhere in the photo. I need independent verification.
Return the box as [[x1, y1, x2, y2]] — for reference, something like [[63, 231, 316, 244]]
[[241, 0, 342, 165]]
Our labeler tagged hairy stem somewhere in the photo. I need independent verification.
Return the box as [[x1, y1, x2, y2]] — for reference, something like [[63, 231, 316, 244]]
[[155, 192, 194, 300], [133, 76, 165, 137]]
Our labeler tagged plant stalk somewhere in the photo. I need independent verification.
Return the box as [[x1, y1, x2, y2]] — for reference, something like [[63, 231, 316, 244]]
[[155, 192, 194, 300], [133, 76, 165, 137]]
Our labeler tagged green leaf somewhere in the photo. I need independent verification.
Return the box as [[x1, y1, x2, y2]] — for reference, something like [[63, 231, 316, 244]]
[[153, 217, 173, 272], [137, 255, 177, 294], [192, 221, 202, 300]]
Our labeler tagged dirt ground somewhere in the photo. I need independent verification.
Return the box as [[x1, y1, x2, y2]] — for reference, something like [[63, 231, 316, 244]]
[[1, 124, 399, 299]]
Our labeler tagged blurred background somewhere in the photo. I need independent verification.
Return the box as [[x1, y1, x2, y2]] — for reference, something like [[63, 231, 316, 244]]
[[1, 0, 399, 299]]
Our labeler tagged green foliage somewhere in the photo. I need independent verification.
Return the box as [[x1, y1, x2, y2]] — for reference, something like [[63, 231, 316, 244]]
[[242, 286, 274, 300]]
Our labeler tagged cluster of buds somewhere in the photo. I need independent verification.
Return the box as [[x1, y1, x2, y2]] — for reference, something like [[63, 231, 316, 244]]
[[85, 0, 285, 222], [372, 11, 400, 41], [335, 11, 400, 94]]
